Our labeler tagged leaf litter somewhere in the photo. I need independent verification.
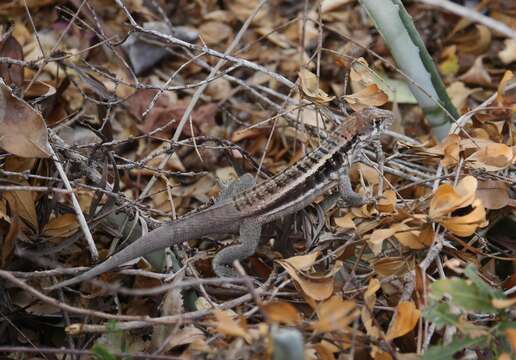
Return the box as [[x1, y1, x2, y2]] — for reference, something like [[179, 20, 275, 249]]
[[0, 1, 514, 359]]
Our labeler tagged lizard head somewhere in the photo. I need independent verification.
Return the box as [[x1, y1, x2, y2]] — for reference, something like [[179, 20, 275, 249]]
[[352, 107, 393, 139]]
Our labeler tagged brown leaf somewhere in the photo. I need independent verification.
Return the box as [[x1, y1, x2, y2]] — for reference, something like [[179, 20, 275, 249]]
[[0, 35, 24, 87], [343, 84, 388, 111], [42, 213, 80, 238], [386, 301, 420, 340], [498, 39, 516, 65], [467, 143, 515, 171], [476, 180, 509, 210], [4, 184, 38, 229], [298, 68, 335, 104], [458, 56, 492, 87], [440, 199, 488, 237], [261, 301, 302, 326], [429, 176, 477, 219], [212, 310, 251, 342], [0, 80, 50, 158], [312, 296, 358, 332], [277, 252, 337, 301], [334, 212, 355, 229]]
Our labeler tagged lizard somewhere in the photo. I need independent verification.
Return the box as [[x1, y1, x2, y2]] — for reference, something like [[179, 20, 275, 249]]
[[47, 107, 393, 290]]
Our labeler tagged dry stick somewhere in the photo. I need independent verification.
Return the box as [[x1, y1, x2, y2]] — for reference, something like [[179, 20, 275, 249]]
[[0, 270, 255, 328], [418, 0, 516, 39], [130, 0, 270, 200], [47, 145, 98, 260]]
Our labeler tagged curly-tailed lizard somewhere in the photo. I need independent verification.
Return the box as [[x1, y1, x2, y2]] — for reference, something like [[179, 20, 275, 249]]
[[47, 107, 392, 290]]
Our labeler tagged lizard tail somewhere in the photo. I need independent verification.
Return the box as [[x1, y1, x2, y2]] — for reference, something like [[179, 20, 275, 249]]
[[46, 215, 218, 291]]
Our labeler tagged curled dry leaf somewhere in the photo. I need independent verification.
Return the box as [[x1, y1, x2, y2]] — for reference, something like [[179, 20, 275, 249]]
[[366, 228, 395, 256], [429, 176, 477, 219], [430, 177, 488, 236], [466, 143, 515, 171], [343, 84, 388, 111], [498, 39, 516, 65], [385, 301, 420, 340], [298, 68, 335, 104], [0, 80, 50, 158], [261, 301, 302, 326], [377, 190, 397, 214], [458, 56, 492, 87], [439, 199, 488, 237], [312, 295, 358, 332], [276, 252, 337, 301]]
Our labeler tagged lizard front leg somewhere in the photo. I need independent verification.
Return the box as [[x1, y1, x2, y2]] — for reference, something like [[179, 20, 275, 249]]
[[338, 168, 369, 207], [212, 221, 262, 277]]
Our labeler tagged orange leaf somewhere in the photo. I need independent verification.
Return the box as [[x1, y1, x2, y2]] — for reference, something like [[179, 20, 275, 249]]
[[386, 301, 420, 340], [261, 301, 302, 326], [312, 296, 358, 332], [212, 310, 251, 342]]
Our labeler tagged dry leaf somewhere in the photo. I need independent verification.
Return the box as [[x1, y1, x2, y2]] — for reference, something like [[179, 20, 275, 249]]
[[0, 79, 50, 158], [212, 310, 251, 342], [343, 84, 388, 111], [366, 228, 395, 256], [261, 301, 302, 326], [298, 68, 335, 104], [385, 301, 420, 340], [429, 176, 477, 219], [426, 134, 461, 167], [361, 278, 381, 338], [377, 190, 397, 214], [476, 180, 509, 210], [505, 328, 516, 352], [334, 212, 355, 229], [277, 252, 337, 301], [440, 199, 488, 237], [498, 39, 516, 64], [467, 143, 515, 171], [4, 184, 38, 229], [312, 296, 358, 332], [42, 213, 80, 238], [458, 56, 491, 87], [199, 22, 232, 46], [392, 223, 429, 250]]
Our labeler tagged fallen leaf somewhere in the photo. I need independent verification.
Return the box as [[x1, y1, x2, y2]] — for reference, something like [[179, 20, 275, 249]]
[[277, 252, 337, 301], [385, 301, 420, 340], [261, 301, 302, 326], [366, 228, 395, 256], [362, 278, 381, 338], [42, 213, 80, 238], [343, 84, 388, 111], [476, 180, 509, 210], [4, 184, 38, 229], [440, 199, 488, 237], [467, 143, 515, 171], [498, 39, 516, 64], [0, 79, 50, 158], [298, 68, 335, 104], [312, 296, 358, 332], [377, 190, 397, 214], [392, 223, 429, 250], [429, 176, 478, 219], [0, 35, 24, 87], [458, 56, 492, 87], [212, 310, 251, 342], [199, 21, 233, 46], [334, 212, 355, 229]]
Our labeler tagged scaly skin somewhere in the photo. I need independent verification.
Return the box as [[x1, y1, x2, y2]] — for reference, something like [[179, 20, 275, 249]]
[[47, 107, 392, 290]]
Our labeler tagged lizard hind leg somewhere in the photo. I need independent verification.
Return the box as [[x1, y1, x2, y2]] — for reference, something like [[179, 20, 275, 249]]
[[213, 221, 262, 278]]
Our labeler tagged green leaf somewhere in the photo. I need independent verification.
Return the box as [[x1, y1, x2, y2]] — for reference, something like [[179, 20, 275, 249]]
[[92, 344, 117, 360], [431, 278, 495, 313], [423, 303, 460, 328], [422, 336, 488, 360], [464, 265, 505, 299]]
